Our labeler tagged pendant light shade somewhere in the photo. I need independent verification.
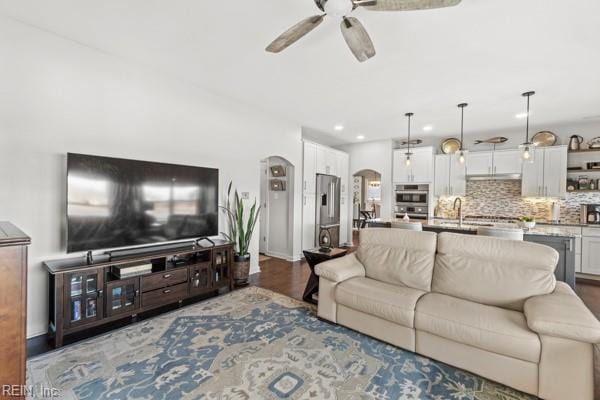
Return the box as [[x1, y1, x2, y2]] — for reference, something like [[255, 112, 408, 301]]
[[456, 103, 468, 165], [519, 91, 536, 163], [405, 112, 414, 166]]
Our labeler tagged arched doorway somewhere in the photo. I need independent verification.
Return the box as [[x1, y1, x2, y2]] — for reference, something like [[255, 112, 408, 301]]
[[258, 156, 295, 263], [352, 169, 382, 229]]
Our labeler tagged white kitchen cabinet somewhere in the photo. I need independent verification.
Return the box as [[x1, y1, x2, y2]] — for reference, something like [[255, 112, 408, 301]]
[[393, 147, 434, 183], [521, 146, 567, 198], [582, 236, 600, 275], [434, 154, 466, 197], [544, 146, 568, 198], [303, 142, 317, 194], [466, 151, 493, 176], [316, 146, 338, 176], [493, 150, 522, 175], [450, 154, 467, 196], [521, 150, 544, 197], [434, 154, 450, 197], [302, 193, 316, 251]]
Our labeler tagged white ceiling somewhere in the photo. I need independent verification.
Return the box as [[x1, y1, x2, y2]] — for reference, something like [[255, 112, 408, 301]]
[[2, 0, 600, 144]]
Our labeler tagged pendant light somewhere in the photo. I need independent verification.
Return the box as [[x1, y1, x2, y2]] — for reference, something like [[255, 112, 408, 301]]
[[519, 91, 536, 163], [405, 112, 414, 166], [456, 103, 468, 164]]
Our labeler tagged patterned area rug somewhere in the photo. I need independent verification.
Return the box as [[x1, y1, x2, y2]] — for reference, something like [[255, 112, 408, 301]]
[[28, 287, 535, 399]]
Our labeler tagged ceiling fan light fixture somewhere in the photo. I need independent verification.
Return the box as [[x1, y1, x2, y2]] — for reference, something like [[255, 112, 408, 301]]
[[323, 0, 354, 18]]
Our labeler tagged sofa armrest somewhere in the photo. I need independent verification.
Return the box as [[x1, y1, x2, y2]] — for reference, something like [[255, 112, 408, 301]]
[[524, 282, 600, 344], [315, 253, 365, 283]]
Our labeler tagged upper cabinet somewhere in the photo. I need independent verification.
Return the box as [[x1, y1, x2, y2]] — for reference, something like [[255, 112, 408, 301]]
[[466, 151, 493, 176], [522, 146, 568, 198], [434, 154, 466, 197], [393, 147, 434, 183], [466, 149, 521, 177], [493, 150, 523, 175]]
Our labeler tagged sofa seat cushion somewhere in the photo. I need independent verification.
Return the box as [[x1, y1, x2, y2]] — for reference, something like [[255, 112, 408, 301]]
[[336, 277, 426, 328], [415, 293, 541, 363]]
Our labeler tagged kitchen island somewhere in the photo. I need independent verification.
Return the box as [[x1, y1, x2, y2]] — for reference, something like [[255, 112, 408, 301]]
[[367, 218, 578, 289]]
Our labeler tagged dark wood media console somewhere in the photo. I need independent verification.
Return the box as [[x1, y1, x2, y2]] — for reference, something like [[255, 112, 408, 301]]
[[44, 240, 234, 347]]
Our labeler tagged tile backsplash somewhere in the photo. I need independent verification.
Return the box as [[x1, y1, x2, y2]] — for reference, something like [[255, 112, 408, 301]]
[[436, 180, 600, 224]]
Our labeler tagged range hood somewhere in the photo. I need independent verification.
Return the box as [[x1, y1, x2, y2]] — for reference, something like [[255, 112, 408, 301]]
[[466, 173, 522, 181]]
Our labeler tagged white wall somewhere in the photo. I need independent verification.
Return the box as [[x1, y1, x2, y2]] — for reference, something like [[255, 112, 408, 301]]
[[0, 17, 304, 337], [337, 140, 393, 220]]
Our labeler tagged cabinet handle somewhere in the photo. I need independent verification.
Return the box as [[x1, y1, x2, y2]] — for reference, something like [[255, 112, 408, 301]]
[[565, 240, 572, 252], [98, 289, 103, 298], [163, 274, 171, 279], [135, 289, 140, 297], [163, 289, 171, 294]]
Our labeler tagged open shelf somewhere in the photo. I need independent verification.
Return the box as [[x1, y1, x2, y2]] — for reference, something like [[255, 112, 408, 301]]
[[569, 148, 600, 154]]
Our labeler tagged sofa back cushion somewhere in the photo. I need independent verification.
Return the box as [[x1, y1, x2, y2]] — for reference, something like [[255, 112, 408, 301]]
[[357, 228, 437, 291], [432, 232, 558, 311]]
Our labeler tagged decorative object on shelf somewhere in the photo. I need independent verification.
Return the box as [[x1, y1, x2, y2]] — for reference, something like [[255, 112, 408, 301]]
[[269, 165, 286, 177], [519, 91, 536, 163], [590, 179, 597, 191], [569, 135, 584, 151], [532, 131, 558, 147], [567, 179, 578, 192], [519, 216, 536, 230], [474, 136, 508, 145], [221, 181, 260, 286], [402, 212, 410, 222], [404, 112, 414, 166], [265, 0, 462, 63], [578, 176, 589, 191], [269, 179, 286, 191], [587, 162, 600, 170], [318, 226, 333, 253], [440, 138, 461, 154], [456, 103, 468, 164], [588, 137, 600, 149]]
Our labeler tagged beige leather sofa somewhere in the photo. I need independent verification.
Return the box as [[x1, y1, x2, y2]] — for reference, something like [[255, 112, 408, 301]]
[[315, 228, 600, 400]]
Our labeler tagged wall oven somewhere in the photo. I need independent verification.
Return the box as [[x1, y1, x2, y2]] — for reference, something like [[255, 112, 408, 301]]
[[395, 184, 429, 220]]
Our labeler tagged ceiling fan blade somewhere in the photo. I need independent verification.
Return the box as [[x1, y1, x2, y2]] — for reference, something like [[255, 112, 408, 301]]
[[266, 15, 325, 53], [364, 0, 461, 11], [353, 0, 378, 6], [340, 17, 376, 63]]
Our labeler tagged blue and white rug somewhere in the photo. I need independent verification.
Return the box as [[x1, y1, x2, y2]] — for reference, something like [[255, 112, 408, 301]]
[[27, 287, 534, 399]]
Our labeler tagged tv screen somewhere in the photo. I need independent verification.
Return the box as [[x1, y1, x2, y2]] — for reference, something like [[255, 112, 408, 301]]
[[67, 153, 218, 253]]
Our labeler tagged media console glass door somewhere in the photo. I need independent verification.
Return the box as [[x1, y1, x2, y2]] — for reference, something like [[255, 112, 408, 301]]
[[64, 269, 104, 328], [212, 248, 231, 289], [105, 278, 140, 317]]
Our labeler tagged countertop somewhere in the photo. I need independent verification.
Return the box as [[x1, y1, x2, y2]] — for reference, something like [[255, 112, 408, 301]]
[[368, 218, 583, 238]]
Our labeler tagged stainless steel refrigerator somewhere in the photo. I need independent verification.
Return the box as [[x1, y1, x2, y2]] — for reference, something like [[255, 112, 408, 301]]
[[316, 174, 341, 248]]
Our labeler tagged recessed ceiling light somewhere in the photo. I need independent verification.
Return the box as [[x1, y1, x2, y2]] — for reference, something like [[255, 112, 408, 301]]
[[334, 124, 344, 131], [423, 125, 434, 132], [515, 112, 528, 119], [356, 135, 365, 140]]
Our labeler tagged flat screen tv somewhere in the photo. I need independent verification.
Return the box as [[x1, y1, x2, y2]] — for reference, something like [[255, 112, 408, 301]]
[[67, 153, 219, 253]]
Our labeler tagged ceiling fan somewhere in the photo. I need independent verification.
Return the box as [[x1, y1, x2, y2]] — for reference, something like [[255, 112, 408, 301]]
[[266, 0, 462, 62]]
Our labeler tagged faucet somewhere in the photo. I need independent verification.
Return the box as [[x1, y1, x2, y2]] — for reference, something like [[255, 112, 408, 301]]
[[453, 197, 463, 226]]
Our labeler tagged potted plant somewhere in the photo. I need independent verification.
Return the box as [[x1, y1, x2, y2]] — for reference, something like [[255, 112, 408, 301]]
[[221, 182, 260, 286], [519, 216, 536, 230]]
